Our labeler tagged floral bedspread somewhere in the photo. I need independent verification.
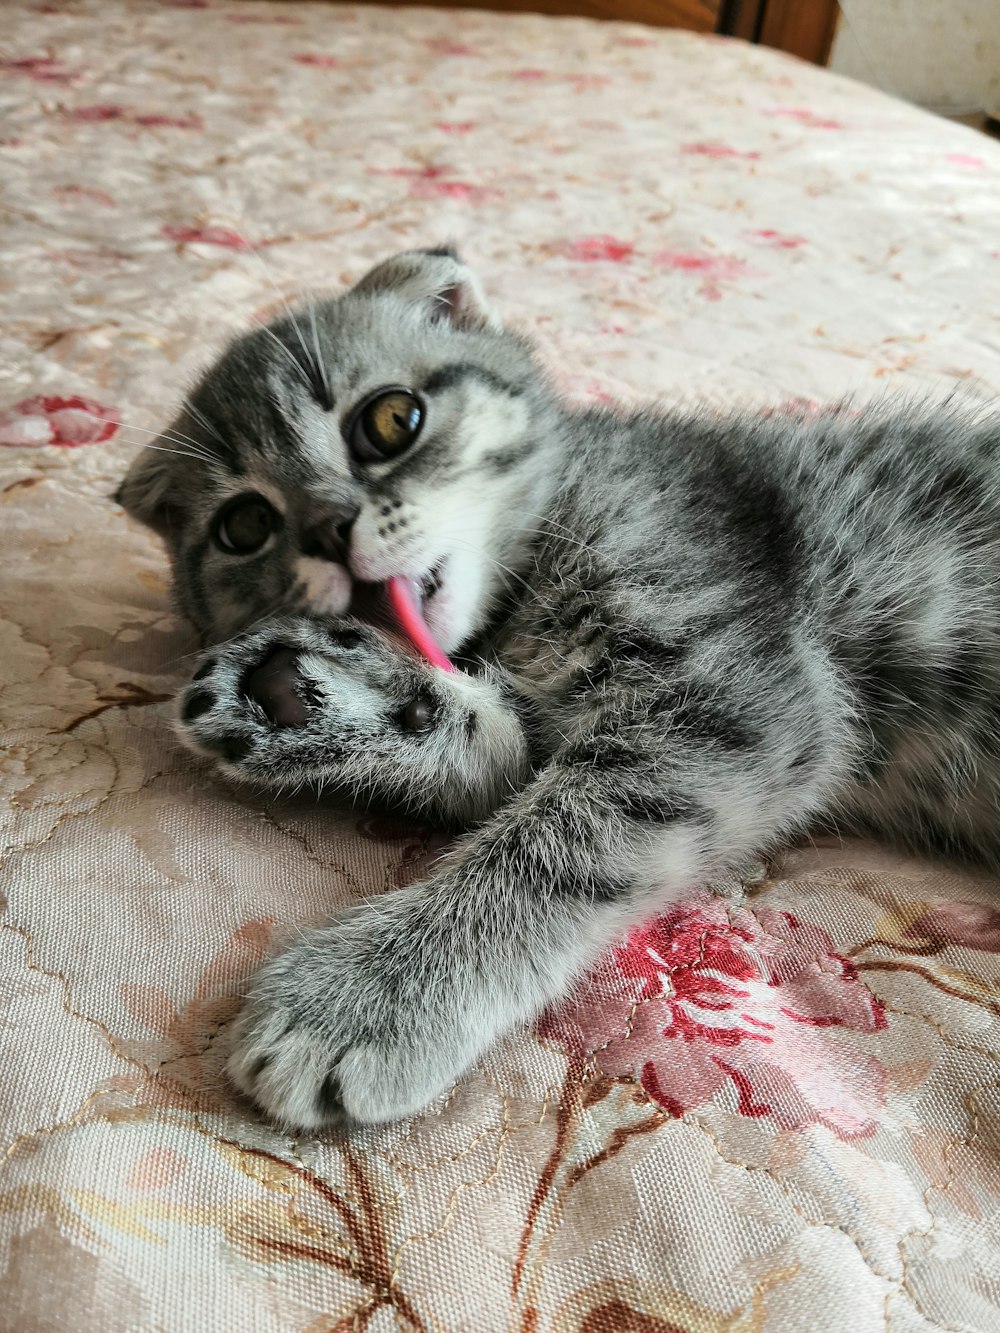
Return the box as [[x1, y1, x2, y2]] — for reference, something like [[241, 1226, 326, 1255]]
[[3, 2, 1000, 1329]]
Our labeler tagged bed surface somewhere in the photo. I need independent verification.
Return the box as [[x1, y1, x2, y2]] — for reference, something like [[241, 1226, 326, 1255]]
[[3, 3, 1000, 1329]]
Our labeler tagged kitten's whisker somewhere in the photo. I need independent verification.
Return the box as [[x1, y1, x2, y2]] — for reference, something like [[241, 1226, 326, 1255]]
[[128, 416, 219, 461], [112, 418, 219, 467], [178, 403, 230, 452], [255, 320, 313, 384], [238, 243, 326, 402], [117, 435, 213, 468], [307, 294, 332, 409]]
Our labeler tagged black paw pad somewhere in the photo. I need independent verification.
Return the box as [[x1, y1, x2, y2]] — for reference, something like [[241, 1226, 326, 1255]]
[[203, 733, 254, 764], [401, 695, 435, 733], [327, 628, 363, 650], [317, 1071, 344, 1119], [241, 646, 310, 728], [183, 689, 215, 721]]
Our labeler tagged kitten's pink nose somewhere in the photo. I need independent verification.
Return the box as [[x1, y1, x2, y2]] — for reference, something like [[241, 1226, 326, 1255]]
[[241, 646, 310, 727]]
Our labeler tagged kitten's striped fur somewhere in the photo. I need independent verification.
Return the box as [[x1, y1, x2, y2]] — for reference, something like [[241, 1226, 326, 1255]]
[[119, 250, 1000, 1127]]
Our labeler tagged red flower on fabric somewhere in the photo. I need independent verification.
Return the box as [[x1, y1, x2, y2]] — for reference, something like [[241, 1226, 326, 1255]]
[[1, 55, 76, 85], [540, 898, 888, 1138], [766, 106, 846, 130], [566, 236, 634, 264], [426, 39, 480, 57], [651, 249, 751, 301], [748, 228, 806, 249], [652, 250, 748, 277], [0, 395, 120, 447], [69, 105, 201, 129], [134, 113, 202, 129], [69, 103, 126, 121], [681, 141, 761, 160], [905, 901, 1000, 952], [292, 54, 340, 68], [162, 224, 258, 251], [372, 164, 499, 205]]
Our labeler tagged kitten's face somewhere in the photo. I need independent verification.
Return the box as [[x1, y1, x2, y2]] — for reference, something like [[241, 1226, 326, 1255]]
[[119, 250, 558, 653]]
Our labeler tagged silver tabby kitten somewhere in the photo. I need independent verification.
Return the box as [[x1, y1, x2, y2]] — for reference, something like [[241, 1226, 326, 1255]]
[[119, 248, 1000, 1129]]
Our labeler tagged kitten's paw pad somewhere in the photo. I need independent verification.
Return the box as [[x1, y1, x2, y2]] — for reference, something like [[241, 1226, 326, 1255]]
[[228, 1021, 427, 1130], [176, 615, 427, 777], [227, 1021, 354, 1130]]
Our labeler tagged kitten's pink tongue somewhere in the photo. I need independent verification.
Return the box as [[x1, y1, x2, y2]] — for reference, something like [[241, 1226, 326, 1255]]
[[386, 576, 454, 672]]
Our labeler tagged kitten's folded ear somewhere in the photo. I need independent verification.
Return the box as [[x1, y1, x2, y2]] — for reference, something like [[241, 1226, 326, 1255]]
[[115, 441, 188, 540], [352, 248, 501, 332]]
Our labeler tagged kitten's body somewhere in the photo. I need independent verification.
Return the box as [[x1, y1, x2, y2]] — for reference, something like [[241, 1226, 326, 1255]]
[[119, 250, 1000, 1127]]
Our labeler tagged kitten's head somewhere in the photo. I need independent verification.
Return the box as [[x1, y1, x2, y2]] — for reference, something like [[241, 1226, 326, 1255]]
[[118, 249, 560, 651]]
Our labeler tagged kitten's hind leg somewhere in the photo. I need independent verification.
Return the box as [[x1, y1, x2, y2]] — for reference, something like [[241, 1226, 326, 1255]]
[[177, 614, 531, 826]]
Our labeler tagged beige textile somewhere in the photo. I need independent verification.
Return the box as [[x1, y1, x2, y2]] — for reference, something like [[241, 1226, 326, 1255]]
[[3, 2, 1000, 1329]]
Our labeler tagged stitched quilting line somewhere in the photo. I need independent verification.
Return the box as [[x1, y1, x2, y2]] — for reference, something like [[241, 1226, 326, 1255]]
[[387, 1088, 513, 1293], [538, 1037, 902, 1301], [257, 805, 367, 900], [511, 1059, 585, 1309], [1, 1086, 120, 1166], [610, 1034, 979, 1333], [856, 956, 1000, 1018], [875, 997, 1000, 1071], [383, 831, 436, 897], [682, 1114, 963, 1333], [893, 1075, 1000, 1333], [0, 919, 149, 1118], [512, 1069, 667, 1319], [4, 806, 984, 1327]]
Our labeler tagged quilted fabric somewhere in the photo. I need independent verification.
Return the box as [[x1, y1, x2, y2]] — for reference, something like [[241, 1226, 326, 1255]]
[[3, 3, 1000, 1329]]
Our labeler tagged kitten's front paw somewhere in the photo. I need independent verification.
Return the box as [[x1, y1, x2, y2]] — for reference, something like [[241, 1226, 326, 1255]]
[[176, 615, 452, 802], [227, 902, 491, 1127]]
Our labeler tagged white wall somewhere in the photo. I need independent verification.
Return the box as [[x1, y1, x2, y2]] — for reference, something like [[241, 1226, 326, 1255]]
[[830, 0, 1000, 118]]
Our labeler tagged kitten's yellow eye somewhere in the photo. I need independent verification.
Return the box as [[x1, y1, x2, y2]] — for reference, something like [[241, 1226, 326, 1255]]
[[214, 493, 279, 554], [350, 388, 423, 461]]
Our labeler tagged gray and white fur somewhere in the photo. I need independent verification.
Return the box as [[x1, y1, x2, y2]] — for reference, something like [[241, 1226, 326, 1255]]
[[118, 248, 1000, 1128]]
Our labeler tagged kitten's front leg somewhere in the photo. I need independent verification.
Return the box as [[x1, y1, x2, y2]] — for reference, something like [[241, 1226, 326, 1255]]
[[229, 692, 844, 1127], [228, 762, 629, 1128], [178, 614, 530, 826]]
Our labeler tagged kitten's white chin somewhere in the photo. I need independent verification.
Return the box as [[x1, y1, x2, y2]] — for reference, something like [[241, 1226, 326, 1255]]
[[297, 556, 352, 616]]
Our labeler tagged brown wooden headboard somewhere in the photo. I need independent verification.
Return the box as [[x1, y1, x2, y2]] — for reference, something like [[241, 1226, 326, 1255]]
[[376, 0, 840, 65]]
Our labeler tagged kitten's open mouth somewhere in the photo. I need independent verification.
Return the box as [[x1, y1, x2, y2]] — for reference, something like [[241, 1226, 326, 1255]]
[[348, 562, 453, 672]]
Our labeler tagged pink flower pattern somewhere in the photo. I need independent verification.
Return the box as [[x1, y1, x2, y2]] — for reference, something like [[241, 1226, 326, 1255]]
[[766, 106, 846, 130], [566, 235, 634, 263], [682, 141, 761, 160], [748, 228, 807, 249], [0, 395, 121, 447], [1, 54, 76, 84], [69, 104, 201, 129], [161, 224, 260, 251], [292, 53, 340, 69], [651, 249, 752, 300], [906, 901, 1000, 952], [372, 164, 500, 205], [541, 898, 888, 1138]]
